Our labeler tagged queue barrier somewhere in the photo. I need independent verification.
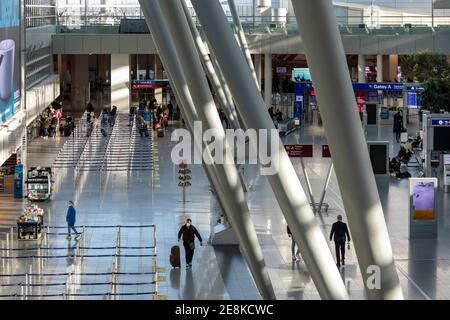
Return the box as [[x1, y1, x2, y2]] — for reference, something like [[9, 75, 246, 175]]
[[0, 292, 157, 298], [0, 245, 156, 251], [0, 224, 156, 229], [0, 272, 157, 277], [0, 281, 157, 287], [0, 224, 160, 300], [1, 253, 157, 259]]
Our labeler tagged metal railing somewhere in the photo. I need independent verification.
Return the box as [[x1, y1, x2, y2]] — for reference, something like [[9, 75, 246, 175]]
[[52, 14, 450, 35]]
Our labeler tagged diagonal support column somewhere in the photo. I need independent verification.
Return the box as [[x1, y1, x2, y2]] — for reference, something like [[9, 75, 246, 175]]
[[228, 0, 259, 89], [291, 0, 403, 300], [180, 0, 241, 131], [191, 0, 348, 300], [139, 0, 276, 300]]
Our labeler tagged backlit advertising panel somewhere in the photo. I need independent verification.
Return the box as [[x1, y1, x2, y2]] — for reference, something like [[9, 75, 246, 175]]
[[0, 0, 21, 123]]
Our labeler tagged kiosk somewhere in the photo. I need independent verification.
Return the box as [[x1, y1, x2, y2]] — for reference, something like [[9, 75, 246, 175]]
[[17, 205, 44, 240], [444, 155, 450, 193], [409, 178, 438, 239], [26, 167, 53, 201], [422, 113, 450, 189], [367, 141, 390, 177]]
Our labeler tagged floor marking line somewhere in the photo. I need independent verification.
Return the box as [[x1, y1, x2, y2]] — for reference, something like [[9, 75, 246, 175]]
[[396, 263, 431, 300]]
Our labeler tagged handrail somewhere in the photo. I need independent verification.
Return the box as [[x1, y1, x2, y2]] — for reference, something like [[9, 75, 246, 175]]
[[74, 111, 104, 172], [99, 113, 121, 172], [128, 114, 137, 170]]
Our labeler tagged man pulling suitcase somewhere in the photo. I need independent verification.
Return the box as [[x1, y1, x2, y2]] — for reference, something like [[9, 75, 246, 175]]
[[177, 218, 203, 269]]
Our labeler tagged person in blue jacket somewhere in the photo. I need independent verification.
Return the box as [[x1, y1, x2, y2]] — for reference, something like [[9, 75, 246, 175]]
[[66, 200, 80, 239]]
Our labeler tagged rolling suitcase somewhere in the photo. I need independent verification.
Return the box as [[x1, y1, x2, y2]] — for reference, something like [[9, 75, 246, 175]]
[[157, 127, 164, 138], [101, 128, 108, 137], [170, 245, 181, 268]]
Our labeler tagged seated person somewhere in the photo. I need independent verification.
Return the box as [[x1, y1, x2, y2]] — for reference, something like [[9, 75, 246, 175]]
[[276, 110, 283, 122], [389, 156, 401, 174], [412, 133, 423, 149], [398, 144, 413, 163], [389, 156, 411, 179]]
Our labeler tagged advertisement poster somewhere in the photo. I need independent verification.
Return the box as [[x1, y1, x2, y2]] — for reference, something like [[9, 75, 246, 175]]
[[0, 0, 21, 123], [411, 181, 436, 220]]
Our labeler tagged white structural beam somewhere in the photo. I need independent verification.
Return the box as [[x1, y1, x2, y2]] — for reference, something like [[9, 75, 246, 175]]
[[291, 0, 403, 300], [228, 0, 259, 89], [139, 0, 276, 300], [264, 53, 272, 109], [191, 0, 348, 300], [255, 54, 262, 91], [180, 0, 241, 130]]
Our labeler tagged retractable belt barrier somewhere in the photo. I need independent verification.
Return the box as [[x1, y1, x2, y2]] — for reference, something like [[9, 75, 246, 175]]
[[0, 246, 156, 251], [0, 223, 160, 300], [0, 272, 157, 277], [1, 253, 157, 259], [0, 292, 157, 298], [0, 281, 157, 287]]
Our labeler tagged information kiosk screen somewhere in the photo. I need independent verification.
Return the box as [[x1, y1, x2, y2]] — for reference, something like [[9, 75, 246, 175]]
[[369, 144, 387, 175], [366, 104, 377, 125], [434, 127, 450, 151]]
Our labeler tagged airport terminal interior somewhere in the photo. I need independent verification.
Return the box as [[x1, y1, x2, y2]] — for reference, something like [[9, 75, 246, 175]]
[[1, 0, 450, 300]]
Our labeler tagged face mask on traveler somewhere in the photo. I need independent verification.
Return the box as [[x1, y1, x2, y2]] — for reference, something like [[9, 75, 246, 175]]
[[186, 223, 191, 227]]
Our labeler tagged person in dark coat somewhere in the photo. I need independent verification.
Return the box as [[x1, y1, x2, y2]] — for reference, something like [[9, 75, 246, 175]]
[[287, 225, 301, 261], [329, 214, 351, 267], [178, 218, 203, 268], [66, 200, 80, 239], [167, 101, 174, 120], [109, 105, 117, 126], [393, 111, 403, 142], [86, 101, 94, 113]]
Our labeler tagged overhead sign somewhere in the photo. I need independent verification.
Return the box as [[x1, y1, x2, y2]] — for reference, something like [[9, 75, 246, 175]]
[[276, 67, 287, 74], [292, 68, 312, 82], [295, 82, 424, 92], [131, 80, 170, 90], [431, 118, 450, 127], [284, 144, 313, 158]]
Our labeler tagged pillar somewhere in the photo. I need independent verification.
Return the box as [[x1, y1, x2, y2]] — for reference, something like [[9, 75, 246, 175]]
[[291, 0, 403, 300], [358, 54, 366, 83], [181, 0, 241, 130], [192, 0, 349, 300], [111, 54, 130, 112], [228, 0, 258, 88], [71, 55, 89, 112], [264, 53, 272, 109], [389, 54, 399, 82], [377, 54, 383, 83], [141, 0, 276, 300], [255, 54, 262, 92]]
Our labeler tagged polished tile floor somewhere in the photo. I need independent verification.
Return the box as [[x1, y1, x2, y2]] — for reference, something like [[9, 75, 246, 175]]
[[1, 117, 449, 300]]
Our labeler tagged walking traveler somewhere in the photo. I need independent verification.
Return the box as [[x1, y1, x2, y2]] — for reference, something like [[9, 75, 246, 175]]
[[393, 111, 403, 143], [109, 105, 117, 126], [66, 200, 81, 239], [287, 225, 301, 261], [177, 219, 203, 269], [42, 117, 51, 139], [329, 215, 351, 268]]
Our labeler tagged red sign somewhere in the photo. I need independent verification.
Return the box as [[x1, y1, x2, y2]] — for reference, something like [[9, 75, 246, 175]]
[[322, 145, 331, 158], [132, 84, 157, 89], [284, 144, 313, 158]]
